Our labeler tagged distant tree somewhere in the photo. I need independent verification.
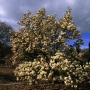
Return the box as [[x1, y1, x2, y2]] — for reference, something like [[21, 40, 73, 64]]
[[0, 20, 14, 44], [0, 20, 13, 58]]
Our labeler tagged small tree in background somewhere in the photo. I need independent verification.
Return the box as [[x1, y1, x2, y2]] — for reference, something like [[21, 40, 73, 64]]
[[9, 7, 90, 88], [0, 20, 13, 44], [0, 20, 13, 56], [0, 20, 13, 65]]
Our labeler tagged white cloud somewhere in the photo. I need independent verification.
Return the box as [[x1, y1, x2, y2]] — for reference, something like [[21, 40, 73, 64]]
[[66, 0, 76, 5], [81, 46, 88, 49], [0, 6, 6, 16], [0, 0, 90, 33]]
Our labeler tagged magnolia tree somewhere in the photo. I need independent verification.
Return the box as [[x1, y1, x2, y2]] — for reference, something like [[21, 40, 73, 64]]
[[9, 7, 83, 65], [9, 7, 90, 88]]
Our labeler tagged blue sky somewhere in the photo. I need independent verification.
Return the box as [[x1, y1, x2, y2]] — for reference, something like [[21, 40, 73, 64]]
[[0, 0, 90, 49], [67, 32, 90, 49], [81, 32, 90, 49]]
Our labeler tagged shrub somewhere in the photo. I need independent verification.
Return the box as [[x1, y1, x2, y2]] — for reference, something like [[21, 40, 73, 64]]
[[9, 7, 90, 88], [0, 42, 13, 66], [0, 58, 5, 65]]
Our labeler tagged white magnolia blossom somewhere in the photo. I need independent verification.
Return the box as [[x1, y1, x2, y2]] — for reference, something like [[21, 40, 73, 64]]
[[37, 75, 42, 79], [16, 77, 19, 81], [48, 72, 53, 79], [40, 71, 47, 75]]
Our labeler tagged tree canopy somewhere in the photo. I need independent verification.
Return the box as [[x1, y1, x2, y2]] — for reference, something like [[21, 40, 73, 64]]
[[0, 20, 13, 45]]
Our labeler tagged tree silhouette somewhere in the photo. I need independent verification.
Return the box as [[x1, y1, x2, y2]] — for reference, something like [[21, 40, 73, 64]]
[[0, 20, 13, 58], [0, 20, 13, 44]]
